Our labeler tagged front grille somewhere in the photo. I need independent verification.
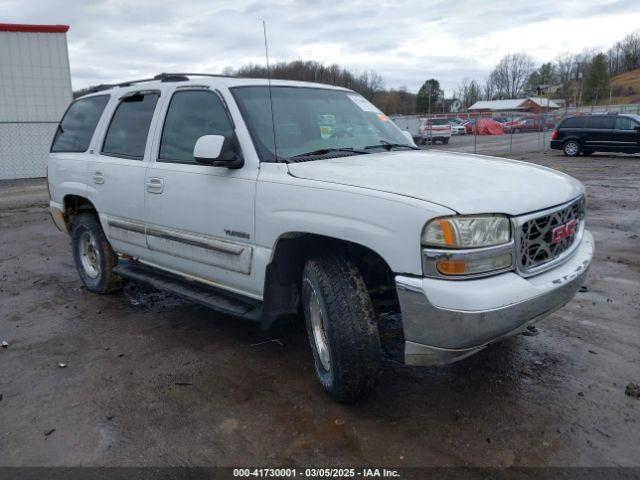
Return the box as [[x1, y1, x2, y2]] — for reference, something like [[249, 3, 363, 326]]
[[517, 196, 585, 273]]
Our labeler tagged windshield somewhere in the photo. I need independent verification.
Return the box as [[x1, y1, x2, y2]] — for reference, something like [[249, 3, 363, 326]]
[[231, 86, 412, 161], [429, 118, 450, 125]]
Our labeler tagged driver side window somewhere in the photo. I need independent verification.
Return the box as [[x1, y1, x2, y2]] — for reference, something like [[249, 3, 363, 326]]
[[616, 117, 639, 130], [159, 90, 236, 164]]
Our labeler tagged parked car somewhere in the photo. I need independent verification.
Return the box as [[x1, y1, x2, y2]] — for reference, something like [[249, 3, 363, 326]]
[[448, 120, 466, 135], [551, 114, 640, 156], [419, 118, 452, 144], [504, 117, 556, 133], [48, 74, 594, 402], [462, 119, 476, 134]]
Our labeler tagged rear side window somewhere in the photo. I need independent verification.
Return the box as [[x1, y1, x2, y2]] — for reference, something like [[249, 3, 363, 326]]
[[586, 116, 615, 129], [616, 117, 639, 130], [51, 95, 109, 152], [560, 116, 585, 128], [102, 92, 160, 159], [159, 90, 235, 164]]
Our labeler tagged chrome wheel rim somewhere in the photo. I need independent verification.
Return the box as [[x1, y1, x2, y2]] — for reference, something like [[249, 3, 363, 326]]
[[309, 289, 331, 372], [79, 230, 100, 279], [565, 142, 578, 156]]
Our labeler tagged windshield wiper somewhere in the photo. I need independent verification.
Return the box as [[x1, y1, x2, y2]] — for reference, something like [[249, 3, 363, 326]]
[[364, 140, 419, 151], [290, 147, 370, 159]]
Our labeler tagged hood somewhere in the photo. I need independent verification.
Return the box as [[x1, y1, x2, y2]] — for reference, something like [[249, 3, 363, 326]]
[[287, 150, 584, 215]]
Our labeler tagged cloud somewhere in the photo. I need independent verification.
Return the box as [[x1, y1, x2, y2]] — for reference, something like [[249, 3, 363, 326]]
[[1, 0, 639, 94]]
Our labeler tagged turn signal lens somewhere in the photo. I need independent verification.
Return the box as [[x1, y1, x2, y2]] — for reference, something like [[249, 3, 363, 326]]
[[437, 253, 512, 276], [422, 215, 511, 248]]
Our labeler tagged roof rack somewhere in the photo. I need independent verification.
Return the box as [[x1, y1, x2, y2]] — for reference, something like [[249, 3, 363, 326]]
[[82, 72, 233, 95]]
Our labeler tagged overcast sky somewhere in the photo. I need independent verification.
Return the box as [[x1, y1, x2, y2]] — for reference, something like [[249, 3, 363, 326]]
[[2, 0, 640, 94]]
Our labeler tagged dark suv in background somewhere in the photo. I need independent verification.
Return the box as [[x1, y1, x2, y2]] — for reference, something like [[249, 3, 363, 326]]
[[550, 114, 640, 156]]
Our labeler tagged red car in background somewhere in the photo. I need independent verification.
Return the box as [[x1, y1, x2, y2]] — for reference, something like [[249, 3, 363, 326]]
[[462, 119, 476, 134], [503, 117, 557, 133]]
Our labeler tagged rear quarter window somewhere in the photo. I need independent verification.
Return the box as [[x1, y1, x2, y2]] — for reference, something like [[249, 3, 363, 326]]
[[586, 116, 615, 129], [559, 116, 585, 129], [51, 95, 110, 153], [102, 93, 160, 159]]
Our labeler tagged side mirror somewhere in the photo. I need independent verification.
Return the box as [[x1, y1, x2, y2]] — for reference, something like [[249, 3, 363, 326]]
[[194, 135, 226, 164]]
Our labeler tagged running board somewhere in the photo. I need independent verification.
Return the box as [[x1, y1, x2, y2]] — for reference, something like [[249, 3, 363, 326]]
[[113, 260, 262, 322]]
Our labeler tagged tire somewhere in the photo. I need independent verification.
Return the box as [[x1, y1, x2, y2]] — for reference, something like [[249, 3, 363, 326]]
[[563, 140, 581, 157], [71, 212, 122, 293], [301, 255, 382, 403], [513, 128, 521, 134], [443, 138, 450, 145]]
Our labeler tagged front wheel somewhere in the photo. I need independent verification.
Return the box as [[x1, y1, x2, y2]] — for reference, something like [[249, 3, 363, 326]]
[[563, 140, 581, 157], [71, 212, 122, 293], [302, 255, 381, 403]]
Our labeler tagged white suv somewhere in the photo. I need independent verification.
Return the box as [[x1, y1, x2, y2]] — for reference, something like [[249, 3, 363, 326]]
[[48, 73, 594, 402]]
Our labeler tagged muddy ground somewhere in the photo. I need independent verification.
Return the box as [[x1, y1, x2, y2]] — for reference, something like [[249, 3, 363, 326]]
[[0, 151, 639, 467]]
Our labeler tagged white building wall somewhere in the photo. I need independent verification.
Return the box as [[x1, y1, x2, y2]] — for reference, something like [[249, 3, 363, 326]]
[[0, 28, 72, 180]]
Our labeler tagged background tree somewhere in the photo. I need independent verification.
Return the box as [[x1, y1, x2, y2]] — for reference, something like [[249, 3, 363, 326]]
[[455, 78, 481, 108], [527, 62, 557, 93], [582, 53, 610, 103], [490, 53, 535, 98], [234, 60, 384, 101], [415, 79, 441, 114]]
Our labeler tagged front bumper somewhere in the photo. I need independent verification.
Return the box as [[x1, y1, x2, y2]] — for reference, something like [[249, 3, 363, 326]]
[[396, 230, 594, 366]]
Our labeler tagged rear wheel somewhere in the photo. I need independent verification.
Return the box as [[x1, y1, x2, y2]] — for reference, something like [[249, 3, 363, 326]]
[[302, 255, 381, 403], [563, 140, 581, 157], [71, 212, 121, 293], [442, 138, 450, 145], [513, 128, 521, 134]]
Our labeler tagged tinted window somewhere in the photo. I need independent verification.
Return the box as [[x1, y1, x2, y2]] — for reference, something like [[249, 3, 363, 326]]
[[159, 90, 235, 163], [429, 118, 449, 125], [560, 116, 585, 128], [51, 95, 109, 152], [102, 93, 159, 159], [586, 116, 615, 129], [616, 117, 639, 130]]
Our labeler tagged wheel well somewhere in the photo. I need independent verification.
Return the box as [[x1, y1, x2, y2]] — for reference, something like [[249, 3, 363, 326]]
[[62, 195, 97, 230], [262, 233, 400, 330]]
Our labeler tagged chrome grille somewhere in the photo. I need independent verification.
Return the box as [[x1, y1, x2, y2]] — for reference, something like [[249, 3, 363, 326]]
[[517, 196, 585, 273]]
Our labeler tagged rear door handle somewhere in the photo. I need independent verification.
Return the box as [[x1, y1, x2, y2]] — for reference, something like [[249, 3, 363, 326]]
[[92, 171, 105, 184], [146, 177, 164, 194]]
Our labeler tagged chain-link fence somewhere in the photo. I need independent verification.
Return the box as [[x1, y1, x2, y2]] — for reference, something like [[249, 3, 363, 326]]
[[391, 103, 640, 157]]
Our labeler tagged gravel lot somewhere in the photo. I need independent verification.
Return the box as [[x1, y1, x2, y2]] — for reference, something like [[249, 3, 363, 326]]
[[0, 149, 639, 468]]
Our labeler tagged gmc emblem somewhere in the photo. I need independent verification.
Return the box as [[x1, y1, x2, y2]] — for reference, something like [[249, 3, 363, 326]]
[[551, 220, 577, 243]]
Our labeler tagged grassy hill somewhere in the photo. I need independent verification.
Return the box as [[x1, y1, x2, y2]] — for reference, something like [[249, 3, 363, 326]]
[[607, 68, 640, 105]]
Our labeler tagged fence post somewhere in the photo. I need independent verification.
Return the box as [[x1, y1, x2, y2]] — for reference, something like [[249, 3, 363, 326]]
[[509, 111, 513, 154], [474, 116, 477, 154]]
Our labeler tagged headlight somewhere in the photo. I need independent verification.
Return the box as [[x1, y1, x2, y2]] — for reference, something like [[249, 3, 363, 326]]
[[422, 215, 511, 248]]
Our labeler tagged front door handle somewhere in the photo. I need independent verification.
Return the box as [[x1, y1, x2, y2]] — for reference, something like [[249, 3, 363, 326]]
[[146, 177, 164, 194], [92, 171, 105, 184]]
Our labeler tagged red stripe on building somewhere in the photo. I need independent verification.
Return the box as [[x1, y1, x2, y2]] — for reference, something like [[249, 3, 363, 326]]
[[0, 23, 69, 33]]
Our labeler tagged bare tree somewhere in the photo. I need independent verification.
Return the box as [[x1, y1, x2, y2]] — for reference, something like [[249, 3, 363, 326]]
[[456, 78, 481, 108], [482, 71, 499, 100], [490, 53, 535, 99]]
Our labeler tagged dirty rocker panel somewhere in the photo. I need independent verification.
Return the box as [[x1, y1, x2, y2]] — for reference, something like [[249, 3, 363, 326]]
[[105, 215, 252, 275]]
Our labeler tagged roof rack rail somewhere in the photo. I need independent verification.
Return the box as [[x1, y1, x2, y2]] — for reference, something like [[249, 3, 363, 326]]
[[78, 72, 236, 97]]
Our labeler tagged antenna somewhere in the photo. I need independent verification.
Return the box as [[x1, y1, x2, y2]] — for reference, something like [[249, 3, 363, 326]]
[[263, 20, 278, 161]]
